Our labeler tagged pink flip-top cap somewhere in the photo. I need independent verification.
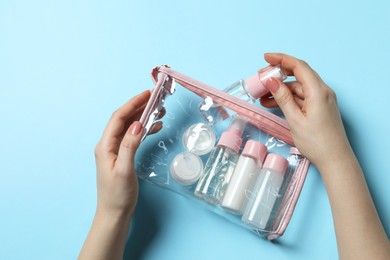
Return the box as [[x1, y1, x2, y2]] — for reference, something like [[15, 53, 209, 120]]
[[242, 140, 267, 165], [244, 73, 267, 99], [263, 153, 288, 175], [244, 65, 287, 99], [218, 129, 242, 153]]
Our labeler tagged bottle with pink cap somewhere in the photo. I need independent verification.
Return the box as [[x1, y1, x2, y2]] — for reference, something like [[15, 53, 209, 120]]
[[242, 153, 289, 230], [221, 140, 267, 214], [200, 66, 287, 125], [194, 117, 246, 204], [224, 65, 287, 103]]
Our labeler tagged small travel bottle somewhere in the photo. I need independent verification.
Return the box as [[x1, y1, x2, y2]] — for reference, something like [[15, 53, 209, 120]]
[[221, 140, 267, 214], [224, 65, 287, 103], [242, 153, 288, 230], [200, 66, 287, 124], [194, 117, 245, 204]]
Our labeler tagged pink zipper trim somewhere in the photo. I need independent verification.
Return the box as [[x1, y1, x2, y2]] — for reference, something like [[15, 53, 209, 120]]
[[268, 156, 310, 240], [139, 73, 168, 126], [152, 66, 295, 146]]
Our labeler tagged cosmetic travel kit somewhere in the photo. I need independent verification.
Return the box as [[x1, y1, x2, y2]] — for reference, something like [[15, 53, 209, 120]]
[[135, 65, 311, 240]]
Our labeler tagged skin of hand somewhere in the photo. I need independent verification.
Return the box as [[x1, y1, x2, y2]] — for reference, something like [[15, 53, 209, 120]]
[[94, 92, 148, 216], [260, 54, 350, 169], [260, 53, 390, 259], [79, 90, 159, 260]]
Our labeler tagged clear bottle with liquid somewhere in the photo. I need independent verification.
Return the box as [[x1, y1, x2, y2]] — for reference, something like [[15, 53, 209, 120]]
[[200, 66, 287, 125], [242, 153, 288, 230], [194, 117, 245, 204]]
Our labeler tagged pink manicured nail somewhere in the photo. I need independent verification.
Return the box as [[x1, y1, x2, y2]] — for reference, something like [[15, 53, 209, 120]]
[[130, 121, 142, 135], [265, 78, 280, 93]]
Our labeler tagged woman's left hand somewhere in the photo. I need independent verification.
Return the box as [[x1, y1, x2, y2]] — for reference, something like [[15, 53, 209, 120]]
[[94, 90, 151, 217]]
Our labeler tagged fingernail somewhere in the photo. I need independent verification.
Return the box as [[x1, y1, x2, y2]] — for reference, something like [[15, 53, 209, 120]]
[[265, 78, 280, 93], [129, 121, 142, 135]]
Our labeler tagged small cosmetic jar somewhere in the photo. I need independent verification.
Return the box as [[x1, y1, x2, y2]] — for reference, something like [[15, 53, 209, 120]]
[[170, 152, 203, 185], [182, 123, 216, 155]]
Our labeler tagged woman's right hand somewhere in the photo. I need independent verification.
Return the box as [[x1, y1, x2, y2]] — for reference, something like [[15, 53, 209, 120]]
[[260, 53, 352, 170], [260, 53, 390, 259]]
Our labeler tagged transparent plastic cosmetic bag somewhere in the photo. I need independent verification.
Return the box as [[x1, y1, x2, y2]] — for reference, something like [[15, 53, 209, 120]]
[[135, 65, 310, 240]]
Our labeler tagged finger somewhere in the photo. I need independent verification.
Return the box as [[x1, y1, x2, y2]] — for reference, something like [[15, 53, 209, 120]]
[[264, 53, 315, 80], [261, 95, 304, 109], [100, 90, 150, 153], [123, 104, 165, 137], [260, 96, 278, 108], [115, 121, 143, 173], [109, 101, 149, 148], [259, 64, 289, 80], [264, 53, 321, 96], [119, 102, 162, 145], [265, 81, 304, 100], [121, 107, 165, 139], [262, 92, 273, 99], [116, 103, 148, 145], [294, 96, 304, 108], [263, 78, 303, 125], [126, 102, 148, 127], [285, 81, 304, 99]]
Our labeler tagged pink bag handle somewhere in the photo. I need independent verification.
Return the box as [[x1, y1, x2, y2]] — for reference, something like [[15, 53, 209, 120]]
[[151, 66, 295, 146]]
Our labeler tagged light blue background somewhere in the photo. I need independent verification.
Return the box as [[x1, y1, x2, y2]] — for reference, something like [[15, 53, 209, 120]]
[[1, 1, 389, 259]]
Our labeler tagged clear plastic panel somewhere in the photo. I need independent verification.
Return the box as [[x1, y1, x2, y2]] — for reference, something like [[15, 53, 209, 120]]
[[135, 79, 303, 238]]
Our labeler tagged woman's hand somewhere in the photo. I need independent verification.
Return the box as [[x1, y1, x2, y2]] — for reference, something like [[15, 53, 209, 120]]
[[260, 53, 390, 259], [94, 90, 151, 217], [79, 90, 152, 260], [260, 53, 351, 170]]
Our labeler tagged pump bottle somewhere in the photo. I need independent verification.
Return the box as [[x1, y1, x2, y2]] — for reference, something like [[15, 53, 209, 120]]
[[194, 117, 245, 204]]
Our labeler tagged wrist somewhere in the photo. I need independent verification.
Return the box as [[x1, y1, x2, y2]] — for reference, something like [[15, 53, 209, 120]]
[[95, 205, 134, 226], [313, 140, 354, 171], [81, 203, 133, 260], [316, 147, 360, 181]]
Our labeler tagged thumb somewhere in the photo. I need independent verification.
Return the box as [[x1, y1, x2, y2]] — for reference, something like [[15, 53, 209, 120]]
[[115, 121, 143, 173], [264, 78, 303, 125]]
